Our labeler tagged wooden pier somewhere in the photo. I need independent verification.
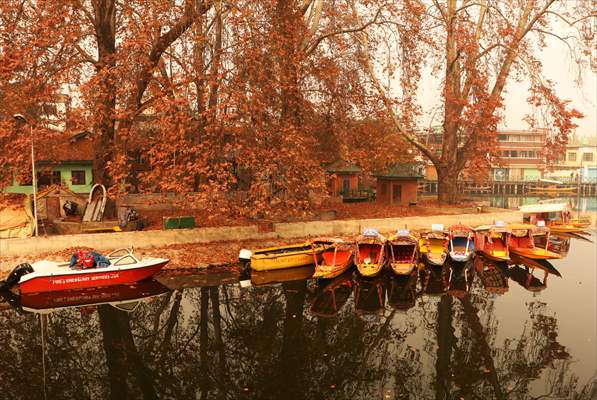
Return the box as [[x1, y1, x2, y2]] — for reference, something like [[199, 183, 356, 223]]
[[419, 180, 597, 196]]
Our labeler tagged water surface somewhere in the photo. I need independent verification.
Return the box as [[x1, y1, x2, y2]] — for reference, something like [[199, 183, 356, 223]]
[[0, 237, 595, 400]]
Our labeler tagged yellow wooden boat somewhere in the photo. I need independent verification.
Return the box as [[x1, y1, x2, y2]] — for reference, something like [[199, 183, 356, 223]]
[[250, 241, 327, 271], [419, 225, 448, 266], [355, 229, 386, 277], [509, 224, 561, 260]]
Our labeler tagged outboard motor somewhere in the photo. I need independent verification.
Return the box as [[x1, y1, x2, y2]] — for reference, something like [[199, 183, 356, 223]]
[[1, 263, 34, 290], [238, 249, 252, 286]]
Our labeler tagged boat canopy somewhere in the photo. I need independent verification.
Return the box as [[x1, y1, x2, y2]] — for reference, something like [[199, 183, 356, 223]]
[[519, 203, 569, 214], [475, 224, 511, 233]]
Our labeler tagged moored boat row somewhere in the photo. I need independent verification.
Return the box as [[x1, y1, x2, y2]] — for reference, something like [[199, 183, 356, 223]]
[[243, 218, 589, 279]]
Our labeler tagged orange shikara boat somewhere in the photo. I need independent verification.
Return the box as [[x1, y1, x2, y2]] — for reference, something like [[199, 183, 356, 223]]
[[312, 239, 354, 279], [474, 223, 511, 262], [509, 224, 561, 260]]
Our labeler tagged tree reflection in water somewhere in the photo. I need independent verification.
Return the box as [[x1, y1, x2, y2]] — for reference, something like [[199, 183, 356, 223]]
[[0, 257, 595, 400]]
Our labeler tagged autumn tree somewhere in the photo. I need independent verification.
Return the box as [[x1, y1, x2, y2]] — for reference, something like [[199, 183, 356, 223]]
[[0, 0, 80, 188], [357, 0, 593, 203]]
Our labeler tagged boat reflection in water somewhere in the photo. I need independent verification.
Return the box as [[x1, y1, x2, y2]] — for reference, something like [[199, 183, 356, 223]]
[[0, 236, 595, 400], [508, 255, 561, 293], [387, 272, 418, 311], [421, 263, 449, 297], [475, 256, 509, 295], [353, 274, 386, 320], [310, 271, 353, 317], [2, 279, 170, 314], [446, 260, 474, 298]]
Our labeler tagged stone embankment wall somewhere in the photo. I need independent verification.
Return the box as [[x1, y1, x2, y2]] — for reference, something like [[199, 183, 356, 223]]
[[0, 211, 524, 258]]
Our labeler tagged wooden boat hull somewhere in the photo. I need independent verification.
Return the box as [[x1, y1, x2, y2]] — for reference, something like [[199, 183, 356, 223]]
[[390, 262, 417, 275], [549, 225, 587, 234], [313, 263, 352, 279], [423, 252, 447, 266], [478, 250, 509, 262], [356, 263, 384, 277], [509, 247, 561, 260], [448, 251, 472, 263], [19, 260, 168, 294], [251, 243, 324, 271], [312, 249, 353, 279]]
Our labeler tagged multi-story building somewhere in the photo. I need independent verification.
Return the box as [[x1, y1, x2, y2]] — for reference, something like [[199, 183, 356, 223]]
[[545, 136, 597, 182], [491, 129, 548, 181]]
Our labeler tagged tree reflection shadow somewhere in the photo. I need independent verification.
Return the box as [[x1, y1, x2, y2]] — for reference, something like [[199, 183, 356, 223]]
[[0, 260, 592, 399]]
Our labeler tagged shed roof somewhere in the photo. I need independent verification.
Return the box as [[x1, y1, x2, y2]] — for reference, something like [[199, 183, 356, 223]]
[[375, 163, 423, 180], [325, 160, 361, 174]]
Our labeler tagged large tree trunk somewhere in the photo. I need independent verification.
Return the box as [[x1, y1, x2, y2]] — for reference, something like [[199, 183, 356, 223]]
[[436, 165, 460, 204], [275, 0, 302, 127], [92, 0, 116, 188]]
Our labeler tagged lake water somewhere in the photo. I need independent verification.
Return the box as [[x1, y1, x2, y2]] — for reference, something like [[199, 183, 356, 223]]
[[0, 237, 596, 399]]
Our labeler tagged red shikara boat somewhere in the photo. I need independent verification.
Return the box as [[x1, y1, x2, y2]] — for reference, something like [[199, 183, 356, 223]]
[[4, 248, 169, 294]]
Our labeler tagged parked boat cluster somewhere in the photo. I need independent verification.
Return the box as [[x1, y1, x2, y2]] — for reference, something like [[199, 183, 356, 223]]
[[243, 217, 591, 281]]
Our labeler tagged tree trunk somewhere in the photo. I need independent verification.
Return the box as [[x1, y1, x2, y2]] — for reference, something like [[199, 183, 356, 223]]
[[275, 0, 302, 128], [92, 0, 116, 188], [437, 165, 460, 204]]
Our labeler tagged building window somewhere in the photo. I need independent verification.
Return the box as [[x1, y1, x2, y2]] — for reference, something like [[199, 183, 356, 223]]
[[38, 170, 61, 187], [582, 153, 594, 162], [568, 152, 577, 162], [72, 170, 86, 185], [381, 182, 388, 196], [498, 134, 508, 141]]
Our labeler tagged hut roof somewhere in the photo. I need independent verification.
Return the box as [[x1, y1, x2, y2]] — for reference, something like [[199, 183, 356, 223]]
[[375, 163, 423, 180]]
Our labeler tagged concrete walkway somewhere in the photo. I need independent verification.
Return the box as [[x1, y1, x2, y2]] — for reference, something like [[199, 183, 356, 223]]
[[0, 210, 523, 258]]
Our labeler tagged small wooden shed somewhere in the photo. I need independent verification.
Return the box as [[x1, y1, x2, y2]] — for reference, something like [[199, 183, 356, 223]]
[[325, 160, 361, 197], [375, 164, 423, 205]]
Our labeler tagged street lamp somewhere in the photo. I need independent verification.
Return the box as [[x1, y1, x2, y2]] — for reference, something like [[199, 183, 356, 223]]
[[13, 113, 39, 236]]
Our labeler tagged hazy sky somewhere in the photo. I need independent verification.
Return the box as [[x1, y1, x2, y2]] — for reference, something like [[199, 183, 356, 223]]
[[503, 39, 596, 137], [413, 32, 596, 138]]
